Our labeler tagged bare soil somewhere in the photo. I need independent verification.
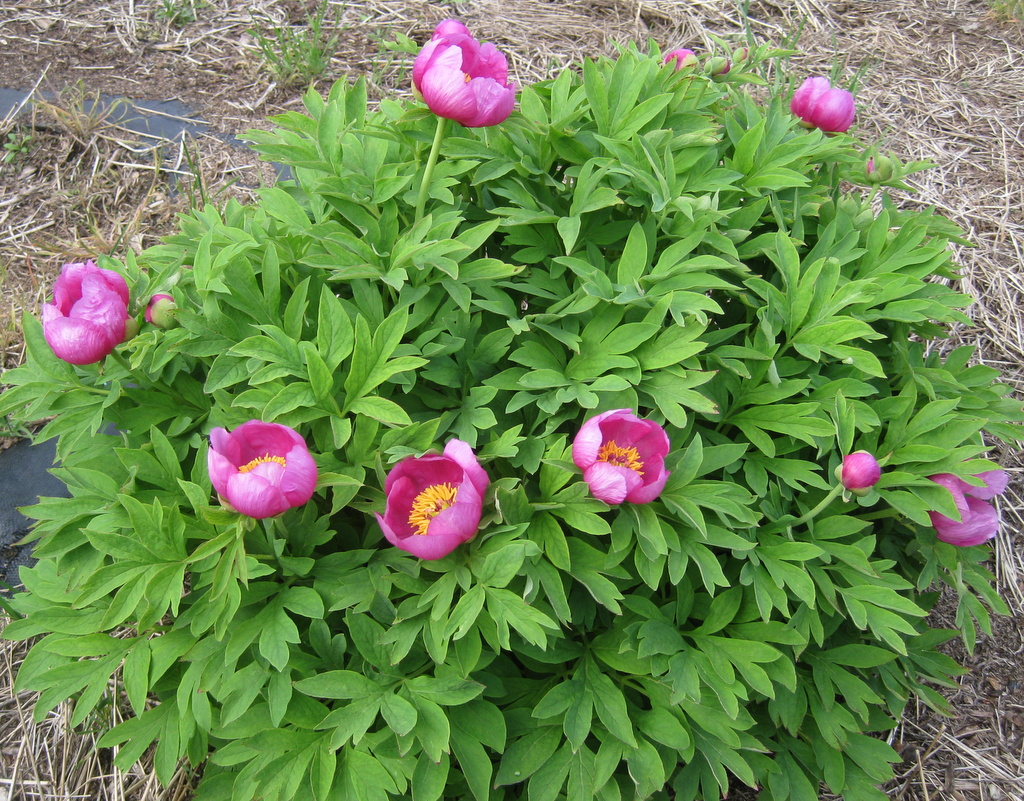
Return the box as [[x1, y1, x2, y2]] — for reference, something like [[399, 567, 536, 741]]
[[1, 1, 1023, 799]]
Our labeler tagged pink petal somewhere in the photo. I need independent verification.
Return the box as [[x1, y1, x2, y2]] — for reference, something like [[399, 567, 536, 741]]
[[383, 475, 422, 538], [42, 316, 116, 365], [232, 420, 301, 462], [931, 496, 1000, 547], [280, 443, 318, 505], [390, 526, 466, 560], [428, 488, 482, 542], [791, 76, 830, 119], [583, 461, 642, 505], [209, 427, 242, 466], [464, 41, 508, 83], [207, 447, 236, 497], [420, 47, 478, 124], [463, 78, 515, 127], [929, 473, 970, 498], [443, 439, 489, 495], [433, 19, 471, 39], [225, 471, 290, 519], [69, 275, 128, 347], [385, 454, 463, 496], [627, 468, 670, 504], [573, 409, 630, 469], [814, 89, 855, 132], [412, 37, 444, 92], [965, 470, 1008, 500]]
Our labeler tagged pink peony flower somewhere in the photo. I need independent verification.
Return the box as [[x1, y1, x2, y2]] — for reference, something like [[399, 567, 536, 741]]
[[790, 76, 856, 133], [207, 421, 318, 519], [41, 260, 130, 365], [572, 409, 671, 505], [927, 470, 1009, 547], [412, 19, 516, 128], [145, 293, 178, 329], [841, 451, 881, 494], [664, 48, 698, 70], [376, 439, 490, 560]]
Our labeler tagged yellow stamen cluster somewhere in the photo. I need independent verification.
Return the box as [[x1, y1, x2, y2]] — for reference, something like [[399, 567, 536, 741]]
[[596, 440, 645, 475], [238, 454, 287, 473], [408, 483, 459, 535]]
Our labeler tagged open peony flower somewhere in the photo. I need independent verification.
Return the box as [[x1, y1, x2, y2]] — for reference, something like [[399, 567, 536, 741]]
[[207, 421, 318, 519], [840, 451, 881, 495], [376, 439, 490, 560], [928, 470, 1009, 547], [412, 19, 516, 128], [41, 260, 131, 365], [572, 409, 671, 505], [790, 76, 856, 133]]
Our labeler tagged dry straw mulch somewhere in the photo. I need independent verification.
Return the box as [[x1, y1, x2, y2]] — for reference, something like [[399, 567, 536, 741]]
[[1, 0, 1023, 799]]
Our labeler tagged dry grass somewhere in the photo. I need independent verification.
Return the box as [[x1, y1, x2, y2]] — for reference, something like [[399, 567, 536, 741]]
[[1, 0, 1023, 799], [0, 636, 199, 801]]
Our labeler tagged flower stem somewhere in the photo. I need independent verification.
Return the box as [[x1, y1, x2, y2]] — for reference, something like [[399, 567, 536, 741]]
[[791, 483, 846, 527], [414, 116, 450, 225]]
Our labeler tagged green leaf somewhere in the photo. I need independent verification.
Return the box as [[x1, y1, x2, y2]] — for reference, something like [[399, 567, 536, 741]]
[[407, 674, 485, 706], [616, 222, 648, 285], [412, 753, 450, 801], [294, 670, 383, 700], [381, 692, 418, 736], [495, 726, 563, 786]]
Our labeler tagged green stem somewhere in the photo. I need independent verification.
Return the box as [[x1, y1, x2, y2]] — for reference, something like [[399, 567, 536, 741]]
[[414, 116, 450, 224], [792, 483, 845, 527]]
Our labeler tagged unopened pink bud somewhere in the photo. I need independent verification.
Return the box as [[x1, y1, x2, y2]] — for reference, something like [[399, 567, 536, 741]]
[[664, 49, 698, 70], [145, 293, 178, 329], [839, 451, 881, 494]]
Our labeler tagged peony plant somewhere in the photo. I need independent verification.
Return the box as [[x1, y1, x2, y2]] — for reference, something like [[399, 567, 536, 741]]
[[0, 29, 1020, 801]]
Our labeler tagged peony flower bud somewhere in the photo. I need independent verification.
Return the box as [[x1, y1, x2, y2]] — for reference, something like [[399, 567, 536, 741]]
[[790, 76, 856, 133], [863, 155, 894, 184], [145, 293, 179, 329], [732, 46, 750, 64], [706, 56, 731, 78], [839, 451, 881, 495], [663, 48, 698, 70], [376, 440, 490, 560], [572, 409, 671, 504]]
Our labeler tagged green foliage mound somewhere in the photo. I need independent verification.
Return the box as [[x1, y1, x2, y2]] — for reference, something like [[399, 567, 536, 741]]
[[2, 41, 1020, 801]]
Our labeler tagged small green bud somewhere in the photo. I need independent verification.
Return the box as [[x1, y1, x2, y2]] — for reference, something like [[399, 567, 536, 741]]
[[863, 155, 895, 184], [706, 56, 731, 78], [123, 316, 140, 340]]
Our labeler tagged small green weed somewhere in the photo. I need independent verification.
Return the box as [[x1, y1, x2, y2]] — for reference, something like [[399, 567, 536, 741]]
[[1, 128, 34, 165], [249, 0, 342, 88], [987, 0, 1024, 21], [155, 0, 207, 26]]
